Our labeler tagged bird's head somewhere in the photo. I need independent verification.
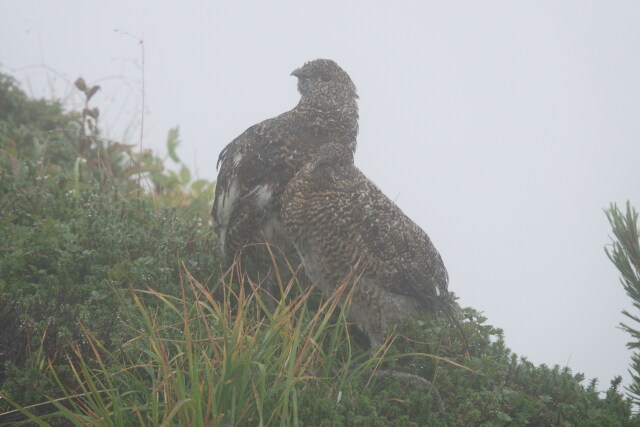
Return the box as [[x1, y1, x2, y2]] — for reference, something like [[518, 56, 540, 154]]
[[291, 59, 358, 107], [308, 143, 354, 178]]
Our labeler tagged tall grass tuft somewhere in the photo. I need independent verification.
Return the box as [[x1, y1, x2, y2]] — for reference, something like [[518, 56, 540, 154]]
[[0, 256, 376, 426]]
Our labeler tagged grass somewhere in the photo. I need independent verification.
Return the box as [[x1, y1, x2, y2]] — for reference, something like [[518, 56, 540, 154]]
[[0, 250, 469, 426]]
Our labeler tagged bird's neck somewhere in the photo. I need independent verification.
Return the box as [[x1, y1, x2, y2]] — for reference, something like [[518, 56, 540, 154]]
[[297, 96, 358, 117], [296, 98, 359, 143]]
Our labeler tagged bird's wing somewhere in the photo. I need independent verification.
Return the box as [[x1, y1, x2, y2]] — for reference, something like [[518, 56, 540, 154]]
[[212, 112, 298, 262], [212, 129, 250, 232], [352, 175, 449, 303]]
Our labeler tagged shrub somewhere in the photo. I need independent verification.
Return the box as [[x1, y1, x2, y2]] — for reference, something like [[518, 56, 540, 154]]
[[0, 72, 217, 412], [0, 71, 636, 425]]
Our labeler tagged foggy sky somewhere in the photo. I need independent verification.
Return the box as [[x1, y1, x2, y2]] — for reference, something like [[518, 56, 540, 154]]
[[2, 0, 640, 391]]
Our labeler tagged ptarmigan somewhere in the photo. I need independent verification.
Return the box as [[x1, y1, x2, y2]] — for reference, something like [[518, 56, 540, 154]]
[[212, 59, 359, 286], [281, 143, 449, 347]]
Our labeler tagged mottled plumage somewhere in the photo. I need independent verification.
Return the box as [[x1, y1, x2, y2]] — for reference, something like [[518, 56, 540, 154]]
[[282, 143, 449, 346], [212, 59, 359, 282]]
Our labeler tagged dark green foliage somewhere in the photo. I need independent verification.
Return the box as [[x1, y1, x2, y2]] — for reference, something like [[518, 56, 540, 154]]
[[606, 202, 640, 404], [0, 72, 636, 425], [0, 72, 217, 411], [298, 309, 636, 426]]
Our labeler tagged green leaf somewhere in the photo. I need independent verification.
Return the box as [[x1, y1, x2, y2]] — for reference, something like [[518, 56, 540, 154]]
[[179, 164, 191, 185], [167, 126, 181, 163], [495, 411, 512, 422]]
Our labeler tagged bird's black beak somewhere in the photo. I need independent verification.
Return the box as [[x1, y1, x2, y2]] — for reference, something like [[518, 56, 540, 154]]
[[290, 67, 309, 79]]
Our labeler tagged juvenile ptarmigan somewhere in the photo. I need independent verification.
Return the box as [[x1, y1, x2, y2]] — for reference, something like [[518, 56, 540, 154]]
[[281, 143, 449, 346]]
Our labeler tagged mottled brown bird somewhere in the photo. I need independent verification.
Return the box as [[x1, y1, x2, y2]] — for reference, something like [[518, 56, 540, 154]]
[[281, 143, 449, 347], [212, 59, 359, 285]]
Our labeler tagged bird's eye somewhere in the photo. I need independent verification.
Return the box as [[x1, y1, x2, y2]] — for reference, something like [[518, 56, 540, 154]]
[[320, 73, 332, 82]]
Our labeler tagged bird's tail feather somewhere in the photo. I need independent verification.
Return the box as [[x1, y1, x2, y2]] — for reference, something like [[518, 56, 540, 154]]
[[436, 295, 471, 361]]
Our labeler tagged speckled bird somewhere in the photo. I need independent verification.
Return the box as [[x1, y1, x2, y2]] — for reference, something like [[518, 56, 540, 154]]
[[212, 59, 359, 283], [281, 143, 449, 347]]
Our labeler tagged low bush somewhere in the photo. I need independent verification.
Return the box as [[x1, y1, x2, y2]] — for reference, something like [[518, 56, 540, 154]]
[[0, 71, 636, 426]]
